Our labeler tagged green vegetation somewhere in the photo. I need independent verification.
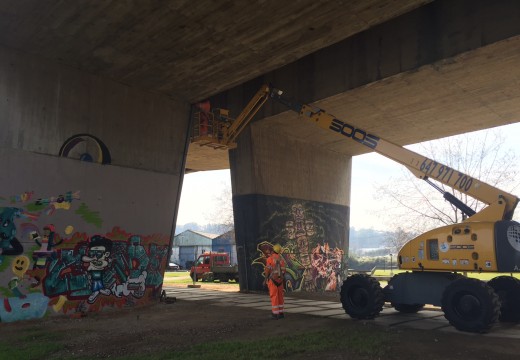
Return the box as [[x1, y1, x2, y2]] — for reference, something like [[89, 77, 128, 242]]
[[0, 324, 389, 360], [0, 331, 63, 360], [347, 255, 392, 272], [123, 327, 389, 360], [163, 271, 239, 286], [163, 271, 192, 284]]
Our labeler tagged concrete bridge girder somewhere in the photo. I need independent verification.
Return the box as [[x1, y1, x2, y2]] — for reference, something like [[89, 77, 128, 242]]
[[1, 0, 520, 322], [260, 35, 520, 158], [220, 1, 520, 293]]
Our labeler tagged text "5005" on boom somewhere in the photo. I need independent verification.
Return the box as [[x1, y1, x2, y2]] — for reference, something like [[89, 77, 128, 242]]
[[329, 118, 379, 149]]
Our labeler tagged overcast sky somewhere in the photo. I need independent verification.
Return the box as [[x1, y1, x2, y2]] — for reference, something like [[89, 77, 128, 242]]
[[177, 122, 520, 231]]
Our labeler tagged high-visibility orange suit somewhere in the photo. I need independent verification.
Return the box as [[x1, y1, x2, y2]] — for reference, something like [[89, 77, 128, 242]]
[[195, 100, 211, 136], [264, 244, 286, 319]]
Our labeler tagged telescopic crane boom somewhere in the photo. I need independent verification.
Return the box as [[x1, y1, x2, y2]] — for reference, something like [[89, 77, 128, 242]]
[[266, 85, 520, 334], [269, 87, 519, 222]]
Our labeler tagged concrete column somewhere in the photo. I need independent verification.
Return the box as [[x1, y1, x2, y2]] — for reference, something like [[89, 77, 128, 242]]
[[0, 45, 190, 322], [230, 121, 351, 293]]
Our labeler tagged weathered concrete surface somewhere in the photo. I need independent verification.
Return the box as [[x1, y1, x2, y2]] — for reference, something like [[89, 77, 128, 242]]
[[1, 0, 520, 322], [230, 125, 351, 204], [0, 45, 189, 174], [194, 0, 520, 171], [2, 1, 519, 173], [261, 35, 520, 158], [0, 0, 429, 102], [0, 44, 188, 322], [230, 123, 350, 292]]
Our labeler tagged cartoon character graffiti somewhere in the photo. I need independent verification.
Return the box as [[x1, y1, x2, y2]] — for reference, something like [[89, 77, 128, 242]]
[[82, 235, 112, 303], [0, 207, 26, 257], [32, 224, 63, 268]]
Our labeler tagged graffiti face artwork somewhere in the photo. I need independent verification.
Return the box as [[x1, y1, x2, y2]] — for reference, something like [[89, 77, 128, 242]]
[[12, 255, 30, 278], [304, 219, 315, 236], [253, 200, 345, 293], [82, 236, 113, 304], [285, 221, 295, 239], [287, 204, 318, 291]]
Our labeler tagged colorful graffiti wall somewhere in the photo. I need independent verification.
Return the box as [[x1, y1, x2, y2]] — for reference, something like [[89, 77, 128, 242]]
[[0, 149, 176, 323], [0, 194, 169, 323], [233, 194, 349, 293]]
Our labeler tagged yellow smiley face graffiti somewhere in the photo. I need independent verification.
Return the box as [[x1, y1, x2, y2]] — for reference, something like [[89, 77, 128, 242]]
[[11, 255, 30, 278]]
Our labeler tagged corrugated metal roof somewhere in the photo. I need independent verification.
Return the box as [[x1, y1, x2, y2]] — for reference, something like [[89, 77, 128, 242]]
[[190, 230, 219, 239], [213, 230, 235, 245], [172, 230, 216, 246]]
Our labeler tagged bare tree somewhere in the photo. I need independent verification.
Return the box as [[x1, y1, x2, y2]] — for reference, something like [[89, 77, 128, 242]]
[[375, 129, 519, 233], [385, 227, 417, 254], [205, 181, 234, 234]]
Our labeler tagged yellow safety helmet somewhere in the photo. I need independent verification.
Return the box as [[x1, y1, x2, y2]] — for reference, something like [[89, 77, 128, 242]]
[[273, 244, 282, 254]]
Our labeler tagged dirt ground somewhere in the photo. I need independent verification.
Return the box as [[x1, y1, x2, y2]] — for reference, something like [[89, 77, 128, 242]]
[[3, 283, 520, 359]]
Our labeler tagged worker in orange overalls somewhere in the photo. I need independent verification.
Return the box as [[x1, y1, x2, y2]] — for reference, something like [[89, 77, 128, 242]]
[[195, 100, 211, 136], [263, 243, 286, 319]]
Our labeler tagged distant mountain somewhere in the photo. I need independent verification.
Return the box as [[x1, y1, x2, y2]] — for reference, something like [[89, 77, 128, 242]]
[[175, 223, 231, 236], [176, 223, 389, 250], [349, 228, 389, 250]]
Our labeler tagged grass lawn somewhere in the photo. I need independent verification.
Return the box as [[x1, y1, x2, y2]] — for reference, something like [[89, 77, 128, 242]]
[[163, 271, 239, 286]]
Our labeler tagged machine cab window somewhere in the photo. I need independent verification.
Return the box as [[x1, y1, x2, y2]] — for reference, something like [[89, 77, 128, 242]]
[[427, 239, 439, 261]]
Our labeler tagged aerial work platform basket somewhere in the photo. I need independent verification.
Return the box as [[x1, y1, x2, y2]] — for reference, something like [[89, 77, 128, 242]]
[[191, 108, 234, 149], [190, 84, 271, 150]]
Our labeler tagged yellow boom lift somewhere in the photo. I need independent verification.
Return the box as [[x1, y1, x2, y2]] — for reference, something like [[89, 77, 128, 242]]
[[194, 84, 520, 332], [269, 86, 520, 333]]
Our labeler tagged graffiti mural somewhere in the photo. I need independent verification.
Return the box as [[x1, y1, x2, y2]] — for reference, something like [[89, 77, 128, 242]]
[[0, 191, 169, 323], [234, 194, 348, 293]]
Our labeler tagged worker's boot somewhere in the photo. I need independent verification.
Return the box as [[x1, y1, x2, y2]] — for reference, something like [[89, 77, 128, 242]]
[[270, 313, 279, 320], [278, 313, 284, 319]]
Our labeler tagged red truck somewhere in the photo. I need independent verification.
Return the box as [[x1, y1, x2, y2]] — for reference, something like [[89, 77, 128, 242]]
[[189, 252, 239, 283]]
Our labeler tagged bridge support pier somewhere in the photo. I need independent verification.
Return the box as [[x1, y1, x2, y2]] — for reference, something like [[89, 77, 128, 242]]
[[230, 122, 351, 293]]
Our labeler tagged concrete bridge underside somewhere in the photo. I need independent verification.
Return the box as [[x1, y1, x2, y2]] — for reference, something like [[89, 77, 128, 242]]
[[0, 0, 520, 321]]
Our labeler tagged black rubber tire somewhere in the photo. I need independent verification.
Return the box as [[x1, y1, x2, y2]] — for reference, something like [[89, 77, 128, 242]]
[[340, 274, 384, 319], [441, 277, 500, 333], [488, 276, 520, 323], [392, 303, 425, 313], [202, 272, 214, 282]]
